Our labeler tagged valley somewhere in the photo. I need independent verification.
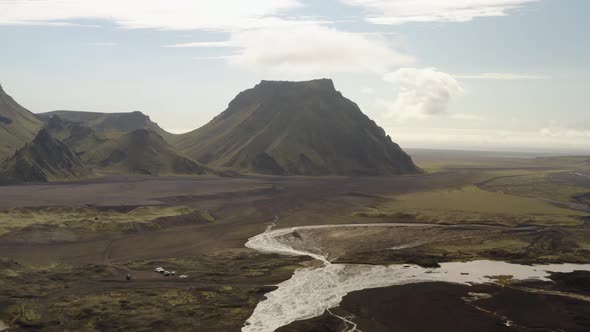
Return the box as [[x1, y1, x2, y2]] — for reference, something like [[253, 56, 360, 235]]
[[1, 79, 589, 331], [1, 151, 589, 331], [1, 0, 588, 330]]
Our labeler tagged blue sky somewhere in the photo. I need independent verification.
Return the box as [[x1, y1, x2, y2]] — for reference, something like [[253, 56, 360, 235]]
[[0, 0, 588, 153]]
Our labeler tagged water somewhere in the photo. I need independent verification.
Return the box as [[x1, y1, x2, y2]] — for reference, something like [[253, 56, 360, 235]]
[[242, 224, 590, 332]]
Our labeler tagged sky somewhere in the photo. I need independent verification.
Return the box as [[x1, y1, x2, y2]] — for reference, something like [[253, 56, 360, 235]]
[[0, 0, 588, 153]]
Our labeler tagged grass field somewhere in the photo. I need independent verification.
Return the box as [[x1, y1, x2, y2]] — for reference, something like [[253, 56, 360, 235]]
[[481, 172, 590, 204], [356, 185, 586, 226], [0, 206, 204, 237]]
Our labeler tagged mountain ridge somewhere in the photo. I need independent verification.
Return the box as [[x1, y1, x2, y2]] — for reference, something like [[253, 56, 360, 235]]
[[83, 128, 212, 176], [38, 110, 173, 141], [1, 79, 420, 181], [0, 83, 44, 161], [0, 128, 88, 182]]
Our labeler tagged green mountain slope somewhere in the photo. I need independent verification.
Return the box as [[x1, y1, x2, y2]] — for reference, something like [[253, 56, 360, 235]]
[[83, 129, 211, 176], [38, 110, 173, 141], [0, 129, 88, 182], [44, 115, 108, 157], [0, 84, 43, 161], [175, 79, 420, 175]]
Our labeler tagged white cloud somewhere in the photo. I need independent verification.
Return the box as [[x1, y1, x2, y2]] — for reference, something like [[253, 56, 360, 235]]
[[166, 41, 236, 48], [451, 113, 483, 121], [0, 0, 301, 30], [540, 126, 590, 138], [5, 21, 101, 28], [378, 68, 463, 120], [0, 0, 415, 75], [193, 55, 237, 61], [362, 87, 376, 95], [222, 23, 414, 74], [341, 0, 538, 24], [455, 73, 550, 80]]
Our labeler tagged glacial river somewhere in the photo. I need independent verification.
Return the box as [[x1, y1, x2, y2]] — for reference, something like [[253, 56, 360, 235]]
[[242, 223, 590, 332]]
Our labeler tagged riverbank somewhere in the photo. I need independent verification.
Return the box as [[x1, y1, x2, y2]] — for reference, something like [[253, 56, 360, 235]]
[[242, 223, 590, 332], [280, 279, 590, 332]]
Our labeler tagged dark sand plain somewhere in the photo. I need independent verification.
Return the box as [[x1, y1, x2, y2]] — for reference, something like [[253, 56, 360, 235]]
[[1, 151, 589, 331]]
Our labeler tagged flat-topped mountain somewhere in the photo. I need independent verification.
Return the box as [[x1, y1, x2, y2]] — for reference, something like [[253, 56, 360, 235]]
[[175, 79, 420, 175], [0, 84, 43, 161]]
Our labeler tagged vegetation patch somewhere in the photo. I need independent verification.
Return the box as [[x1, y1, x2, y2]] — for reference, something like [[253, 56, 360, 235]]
[[357, 185, 586, 226], [0, 205, 198, 239], [0, 251, 308, 331], [480, 172, 590, 205]]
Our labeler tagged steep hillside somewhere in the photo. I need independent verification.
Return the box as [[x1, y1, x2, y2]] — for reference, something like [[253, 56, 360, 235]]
[[44, 115, 108, 157], [84, 129, 210, 176], [175, 79, 420, 175], [0, 84, 43, 161], [38, 110, 172, 141], [0, 129, 87, 182]]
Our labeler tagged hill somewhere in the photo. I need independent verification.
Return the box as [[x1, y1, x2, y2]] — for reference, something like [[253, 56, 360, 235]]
[[83, 129, 211, 176], [44, 115, 108, 157], [38, 110, 172, 141], [175, 79, 420, 175], [0, 84, 43, 161], [0, 129, 88, 182]]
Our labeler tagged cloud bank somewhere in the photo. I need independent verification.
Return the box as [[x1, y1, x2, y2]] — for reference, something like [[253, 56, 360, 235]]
[[341, 0, 539, 24], [0, 0, 301, 30], [225, 24, 414, 74]]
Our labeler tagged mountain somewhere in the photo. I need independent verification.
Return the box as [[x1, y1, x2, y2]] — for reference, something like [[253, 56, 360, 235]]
[[83, 129, 210, 176], [175, 79, 420, 175], [38, 110, 172, 141], [0, 84, 43, 161], [0, 129, 87, 182], [44, 115, 108, 157]]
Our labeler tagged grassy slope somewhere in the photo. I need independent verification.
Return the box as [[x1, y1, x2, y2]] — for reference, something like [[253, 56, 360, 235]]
[[44, 115, 110, 157], [83, 129, 211, 176], [38, 110, 175, 142], [0, 129, 88, 182], [175, 79, 419, 175], [0, 85, 43, 161]]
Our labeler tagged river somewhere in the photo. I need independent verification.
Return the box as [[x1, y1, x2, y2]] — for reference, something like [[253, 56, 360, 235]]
[[242, 223, 590, 332]]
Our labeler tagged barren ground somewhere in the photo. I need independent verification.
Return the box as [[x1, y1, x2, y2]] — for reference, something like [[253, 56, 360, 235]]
[[1, 152, 589, 331]]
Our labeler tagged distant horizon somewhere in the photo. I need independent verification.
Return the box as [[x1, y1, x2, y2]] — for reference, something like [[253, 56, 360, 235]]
[[32, 105, 590, 156]]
